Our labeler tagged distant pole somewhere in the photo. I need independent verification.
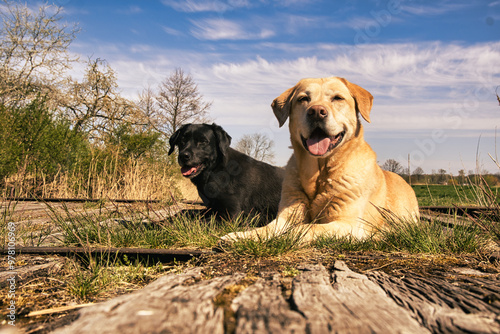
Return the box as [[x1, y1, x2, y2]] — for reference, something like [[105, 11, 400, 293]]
[[408, 154, 411, 186]]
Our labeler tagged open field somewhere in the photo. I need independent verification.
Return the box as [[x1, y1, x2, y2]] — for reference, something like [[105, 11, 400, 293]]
[[413, 184, 500, 206]]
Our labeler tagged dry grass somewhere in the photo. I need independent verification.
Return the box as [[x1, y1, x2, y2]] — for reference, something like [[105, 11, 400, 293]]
[[3, 157, 179, 200]]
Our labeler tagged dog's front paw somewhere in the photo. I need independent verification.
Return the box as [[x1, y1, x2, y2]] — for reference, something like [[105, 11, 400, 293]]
[[219, 231, 244, 243], [214, 231, 244, 252]]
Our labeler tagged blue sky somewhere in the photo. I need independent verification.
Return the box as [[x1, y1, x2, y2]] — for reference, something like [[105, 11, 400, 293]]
[[55, 0, 500, 174]]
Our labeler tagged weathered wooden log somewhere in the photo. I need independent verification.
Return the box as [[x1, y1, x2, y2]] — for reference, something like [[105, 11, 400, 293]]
[[49, 261, 499, 334], [291, 262, 428, 333], [231, 274, 306, 333], [368, 270, 500, 333], [52, 268, 244, 334]]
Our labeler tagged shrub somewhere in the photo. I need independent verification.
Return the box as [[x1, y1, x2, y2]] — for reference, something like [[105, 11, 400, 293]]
[[0, 99, 87, 195]]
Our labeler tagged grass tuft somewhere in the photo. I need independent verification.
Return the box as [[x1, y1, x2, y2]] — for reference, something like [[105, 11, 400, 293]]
[[221, 222, 308, 258], [376, 211, 487, 254], [313, 210, 488, 255], [49, 201, 262, 250]]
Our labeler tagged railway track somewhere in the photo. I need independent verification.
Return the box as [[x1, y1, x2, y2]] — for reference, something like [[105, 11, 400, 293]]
[[420, 205, 499, 217], [3, 196, 498, 213], [2, 198, 498, 261]]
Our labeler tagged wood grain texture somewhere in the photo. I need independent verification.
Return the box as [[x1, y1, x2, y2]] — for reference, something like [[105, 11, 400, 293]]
[[291, 262, 428, 333], [50, 261, 500, 333], [53, 267, 244, 334], [231, 274, 306, 333], [368, 270, 500, 334]]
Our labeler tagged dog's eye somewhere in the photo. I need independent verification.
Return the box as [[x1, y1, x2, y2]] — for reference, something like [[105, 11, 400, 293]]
[[297, 95, 310, 103], [332, 95, 344, 102]]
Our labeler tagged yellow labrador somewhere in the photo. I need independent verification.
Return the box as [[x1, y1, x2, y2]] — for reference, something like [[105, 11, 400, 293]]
[[221, 77, 419, 243]]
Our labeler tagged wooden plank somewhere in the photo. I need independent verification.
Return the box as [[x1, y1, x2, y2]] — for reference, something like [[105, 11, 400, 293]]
[[368, 271, 500, 334], [52, 268, 245, 334], [291, 262, 428, 333], [0, 259, 66, 287], [231, 274, 306, 333]]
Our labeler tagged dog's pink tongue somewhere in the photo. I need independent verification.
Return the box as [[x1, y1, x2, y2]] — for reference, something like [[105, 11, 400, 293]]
[[306, 137, 331, 156], [181, 166, 197, 177]]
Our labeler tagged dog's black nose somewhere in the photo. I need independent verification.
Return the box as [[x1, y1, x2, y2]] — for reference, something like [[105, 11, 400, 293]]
[[179, 151, 191, 162], [307, 105, 328, 119]]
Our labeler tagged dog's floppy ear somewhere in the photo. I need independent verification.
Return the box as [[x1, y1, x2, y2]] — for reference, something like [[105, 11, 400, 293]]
[[211, 123, 232, 164], [271, 86, 296, 128], [339, 78, 373, 123], [168, 125, 187, 155]]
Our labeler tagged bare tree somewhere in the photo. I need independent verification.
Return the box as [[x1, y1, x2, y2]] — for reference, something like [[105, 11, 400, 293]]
[[63, 58, 136, 141], [235, 133, 275, 163], [437, 168, 448, 184], [136, 85, 159, 131], [153, 68, 211, 137], [412, 166, 425, 183], [0, 0, 79, 105], [496, 86, 499, 106], [457, 169, 466, 185], [381, 159, 404, 175]]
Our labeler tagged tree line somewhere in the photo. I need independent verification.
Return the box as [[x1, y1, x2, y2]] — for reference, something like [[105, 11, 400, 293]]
[[380, 159, 500, 187]]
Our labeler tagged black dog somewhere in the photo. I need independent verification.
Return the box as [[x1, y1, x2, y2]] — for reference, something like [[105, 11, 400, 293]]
[[169, 123, 284, 222]]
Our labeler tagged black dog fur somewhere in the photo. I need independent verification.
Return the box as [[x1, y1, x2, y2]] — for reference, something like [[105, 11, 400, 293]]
[[169, 123, 284, 222]]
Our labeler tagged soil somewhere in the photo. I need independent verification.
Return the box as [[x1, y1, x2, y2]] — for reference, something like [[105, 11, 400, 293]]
[[1, 198, 499, 333], [3, 248, 499, 333]]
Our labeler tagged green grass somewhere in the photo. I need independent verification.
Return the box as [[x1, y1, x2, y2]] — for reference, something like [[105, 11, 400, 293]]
[[11, 190, 497, 259], [220, 225, 307, 257], [49, 203, 260, 250], [4, 173, 499, 308], [4, 181, 500, 303], [65, 252, 171, 301], [412, 184, 479, 206], [412, 184, 500, 207], [313, 214, 488, 255]]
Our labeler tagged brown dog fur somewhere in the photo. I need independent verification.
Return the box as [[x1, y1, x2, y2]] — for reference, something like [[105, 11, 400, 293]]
[[220, 77, 419, 243]]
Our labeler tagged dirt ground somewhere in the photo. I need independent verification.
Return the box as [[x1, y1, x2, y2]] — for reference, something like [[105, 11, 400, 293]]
[[1, 197, 500, 333], [1, 248, 499, 333]]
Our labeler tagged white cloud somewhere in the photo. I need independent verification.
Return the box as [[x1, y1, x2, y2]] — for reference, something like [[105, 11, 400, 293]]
[[161, 0, 321, 13], [190, 18, 275, 40], [117, 5, 143, 14], [83, 41, 498, 119], [274, 0, 322, 7], [162, 25, 184, 37], [400, 2, 472, 16], [193, 42, 500, 136], [67, 40, 500, 170], [75, 40, 500, 132], [161, 0, 251, 12]]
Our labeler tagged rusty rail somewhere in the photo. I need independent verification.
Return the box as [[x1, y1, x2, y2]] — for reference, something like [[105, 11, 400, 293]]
[[420, 206, 498, 218], [1, 246, 210, 263], [4, 197, 162, 203]]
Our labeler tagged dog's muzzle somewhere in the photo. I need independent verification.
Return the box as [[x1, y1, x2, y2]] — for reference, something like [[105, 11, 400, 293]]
[[180, 164, 204, 178], [302, 128, 345, 156]]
